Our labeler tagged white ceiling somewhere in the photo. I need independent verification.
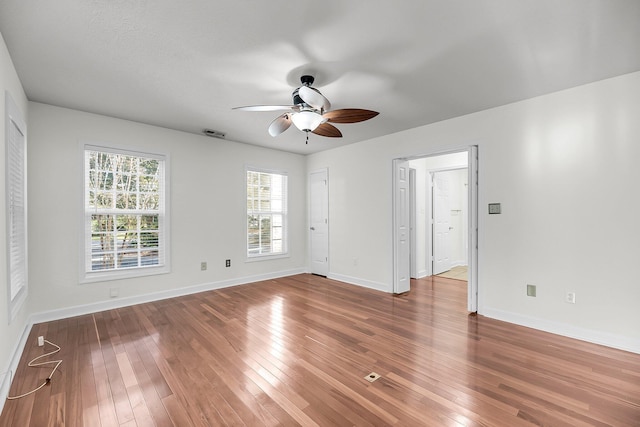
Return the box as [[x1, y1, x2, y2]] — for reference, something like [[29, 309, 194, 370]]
[[1, 1, 639, 155]]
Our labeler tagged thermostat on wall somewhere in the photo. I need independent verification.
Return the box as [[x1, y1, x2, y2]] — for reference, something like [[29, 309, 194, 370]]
[[488, 203, 501, 214]]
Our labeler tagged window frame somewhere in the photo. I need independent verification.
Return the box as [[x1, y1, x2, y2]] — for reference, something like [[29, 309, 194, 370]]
[[81, 143, 170, 283], [245, 166, 289, 261]]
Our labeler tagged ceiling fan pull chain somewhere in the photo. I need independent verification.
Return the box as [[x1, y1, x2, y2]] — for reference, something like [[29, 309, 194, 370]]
[[305, 131, 309, 144]]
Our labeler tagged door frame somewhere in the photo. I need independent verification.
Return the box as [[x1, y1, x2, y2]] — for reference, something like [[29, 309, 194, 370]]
[[393, 146, 479, 313]]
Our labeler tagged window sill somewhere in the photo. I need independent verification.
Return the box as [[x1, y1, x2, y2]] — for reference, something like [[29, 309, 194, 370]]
[[80, 265, 170, 284], [245, 253, 290, 263]]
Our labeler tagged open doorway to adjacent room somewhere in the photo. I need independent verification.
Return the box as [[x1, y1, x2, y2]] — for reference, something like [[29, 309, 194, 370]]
[[393, 147, 478, 312]]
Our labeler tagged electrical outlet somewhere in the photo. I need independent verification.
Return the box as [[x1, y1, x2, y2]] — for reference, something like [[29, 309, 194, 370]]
[[526, 284, 536, 297], [38, 336, 44, 347], [565, 292, 576, 304], [225, 259, 231, 268], [201, 261, 207, 271]]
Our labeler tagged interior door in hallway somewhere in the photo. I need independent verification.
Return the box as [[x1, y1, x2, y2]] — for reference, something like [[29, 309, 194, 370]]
[[432, 171, 452, 275], [310, 169, 329, 276]]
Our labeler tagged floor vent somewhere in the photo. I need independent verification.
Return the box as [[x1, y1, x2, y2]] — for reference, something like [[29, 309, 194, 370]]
[[365, 372, 381, 382]]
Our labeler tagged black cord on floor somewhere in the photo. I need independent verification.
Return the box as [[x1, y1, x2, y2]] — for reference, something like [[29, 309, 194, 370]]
[[6, 340, 62, 400]]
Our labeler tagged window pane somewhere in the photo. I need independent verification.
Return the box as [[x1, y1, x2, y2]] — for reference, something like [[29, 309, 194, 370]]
[[139, 159, 159, 175], [141, 215, 159, 230], [139, 193, 159, 210], [93, 192, 113, 209], [116, 193, 137, 209], [140, 175, 159, 192], [91, 214, 113, 232], [140, 231, 159, 248], [141, 250, 159, 266], [118, 251, 139, 269]]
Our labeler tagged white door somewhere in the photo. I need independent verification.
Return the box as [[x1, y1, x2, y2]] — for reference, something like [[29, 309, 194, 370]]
[[432, 172, 452, 275], [309, 169, 329, 276], [393, 160, 411, 293]]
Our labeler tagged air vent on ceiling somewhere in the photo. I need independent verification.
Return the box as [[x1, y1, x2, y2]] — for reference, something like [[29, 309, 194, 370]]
[[202, 129, 226, 139]]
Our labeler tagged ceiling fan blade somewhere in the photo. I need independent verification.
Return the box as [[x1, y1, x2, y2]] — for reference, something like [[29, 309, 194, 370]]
[[233, 105, 297, 112], [299, 86, 331, 111], [323, 108, 379, 123], [312, 122, 342, 138], [268, 113, 292, 137]]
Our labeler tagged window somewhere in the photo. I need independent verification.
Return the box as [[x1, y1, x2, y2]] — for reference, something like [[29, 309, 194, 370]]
[[246, 168, 288, 258], [83, 145, 168, 281], [6, 93, 28, 321]]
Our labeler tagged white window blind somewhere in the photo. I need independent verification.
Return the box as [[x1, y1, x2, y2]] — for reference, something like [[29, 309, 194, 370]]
[[6, 92, 28, 321], [247, 169, 288, 258], [84, 146, 167, 280]]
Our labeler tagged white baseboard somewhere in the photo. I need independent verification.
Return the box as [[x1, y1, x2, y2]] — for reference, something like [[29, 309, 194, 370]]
[[416, 270, 429, 279], [0, 320, 33, 415], [327, 273, 390, 293], [481, 307, 640, 355]]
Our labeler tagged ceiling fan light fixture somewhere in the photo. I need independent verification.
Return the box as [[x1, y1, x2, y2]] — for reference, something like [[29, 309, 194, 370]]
[[291, 110, 325, 132]]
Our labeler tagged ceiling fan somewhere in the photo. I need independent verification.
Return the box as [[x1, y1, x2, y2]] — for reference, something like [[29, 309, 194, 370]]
[[233, 75, 379, 143]]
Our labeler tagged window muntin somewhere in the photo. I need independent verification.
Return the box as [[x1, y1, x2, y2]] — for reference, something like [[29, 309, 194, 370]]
[[84, 146, 167, 279], [247, 169, 288, 258]]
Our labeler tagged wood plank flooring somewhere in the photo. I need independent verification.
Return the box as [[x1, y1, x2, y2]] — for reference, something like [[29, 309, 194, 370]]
[[2, 274, 639, 426]]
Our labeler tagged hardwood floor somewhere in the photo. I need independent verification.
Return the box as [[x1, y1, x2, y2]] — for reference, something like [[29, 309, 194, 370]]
[[2, 274, 639, 426]]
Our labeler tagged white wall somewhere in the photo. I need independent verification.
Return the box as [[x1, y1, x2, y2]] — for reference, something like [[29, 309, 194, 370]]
[[27, 103, 308, 316], [0, 32, 30, 406], [308, 71, 640, 353]]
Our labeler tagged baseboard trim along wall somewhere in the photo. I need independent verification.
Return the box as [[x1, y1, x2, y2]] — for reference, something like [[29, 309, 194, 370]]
[[481, 307, 640, 355], [0, 267, 307, 414], [328, 273, 390, 293], [0, 320, 34, 416]]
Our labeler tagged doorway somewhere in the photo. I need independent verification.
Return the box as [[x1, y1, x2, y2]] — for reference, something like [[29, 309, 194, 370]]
[[393, 147, 478, 312]]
